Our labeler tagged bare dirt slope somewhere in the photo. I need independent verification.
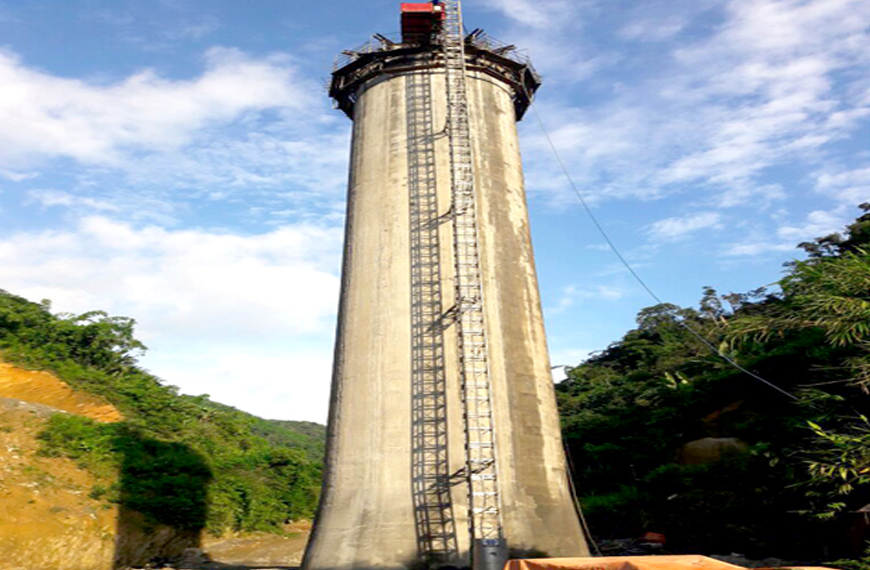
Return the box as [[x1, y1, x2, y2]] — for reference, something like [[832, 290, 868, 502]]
[[0, 360, 122, 422], [0, 396, 120, 570], [0, 360, 313, 570]]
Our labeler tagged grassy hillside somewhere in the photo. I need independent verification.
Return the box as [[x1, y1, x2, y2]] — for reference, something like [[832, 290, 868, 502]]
[[0, 290, 324, 536], [252, 419, 326, 461], [201, 400, 326, 460]]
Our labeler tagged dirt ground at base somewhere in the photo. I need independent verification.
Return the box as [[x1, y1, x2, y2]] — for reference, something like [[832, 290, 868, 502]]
[[199, 521, 311, 569]]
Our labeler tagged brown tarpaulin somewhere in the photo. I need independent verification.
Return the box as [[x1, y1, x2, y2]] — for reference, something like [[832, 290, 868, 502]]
[[505, 556, 838, 570]]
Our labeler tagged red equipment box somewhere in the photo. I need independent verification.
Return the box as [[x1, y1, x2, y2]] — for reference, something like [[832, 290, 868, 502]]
[[401, 2, 443, 44]]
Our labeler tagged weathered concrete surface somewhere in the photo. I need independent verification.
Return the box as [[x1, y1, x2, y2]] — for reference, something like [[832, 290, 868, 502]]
[[304, 53, 589, 570]]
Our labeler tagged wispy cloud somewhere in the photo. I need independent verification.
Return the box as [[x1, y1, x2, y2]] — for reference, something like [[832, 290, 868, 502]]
[[0, 4, 19, 23], [28, 189, 119, 212], [163, 15, 221, 41], [647, 212, 722, 242], [521, 0, 869, 213], [721, 240, 795, 257], [0, 170, 38, 182], [815, 166, 870, 204], [477, 0, 579, 30], [548, 283, 628, 314], [619, 16, 685, 42], [776, 208, 851, 242], [723, 205, 855, 257]]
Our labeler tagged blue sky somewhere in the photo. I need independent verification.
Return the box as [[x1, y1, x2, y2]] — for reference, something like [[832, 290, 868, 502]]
[[0, 0, 867, 422]]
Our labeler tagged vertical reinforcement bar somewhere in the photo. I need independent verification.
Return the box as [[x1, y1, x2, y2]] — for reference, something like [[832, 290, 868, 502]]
[[440, 1, 506, 566]]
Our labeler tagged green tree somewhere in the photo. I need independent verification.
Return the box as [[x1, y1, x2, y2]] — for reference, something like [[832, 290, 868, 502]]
[[559, 205, 870, 558]]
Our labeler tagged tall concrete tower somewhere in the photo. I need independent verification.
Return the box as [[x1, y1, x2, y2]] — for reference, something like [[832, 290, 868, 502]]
[[303, 3, 590, 569]]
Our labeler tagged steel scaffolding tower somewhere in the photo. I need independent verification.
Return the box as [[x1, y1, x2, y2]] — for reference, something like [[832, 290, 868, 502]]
[[441, 1, 507, 568]]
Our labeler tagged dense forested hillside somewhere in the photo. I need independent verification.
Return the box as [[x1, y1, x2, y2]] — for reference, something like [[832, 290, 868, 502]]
[[559, 204, 870, 563], [0, 291, 324, 536]]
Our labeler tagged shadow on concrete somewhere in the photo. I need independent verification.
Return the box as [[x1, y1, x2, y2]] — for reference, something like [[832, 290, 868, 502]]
[[112, 426, 212, 569], [406, 61, 461, 568]]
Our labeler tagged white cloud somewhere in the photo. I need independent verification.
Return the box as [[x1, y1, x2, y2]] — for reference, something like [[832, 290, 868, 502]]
[[721, 240, 794, 257], [711, 0, 868, 55], [0, 44, 350, 223], [548, 283, 627, 314], [715, 183, 786, 209], [0, 217, 343, 421], [620, 17, 685, 41], [647, 212, 722, 241], [477, 0, 577, 30], [0, 46, 316, 169], [777, 208, 850, 242], [815, 167, 870, 204], [29, 189, 119, 212], [657, 0, 869, 183], [116, 127, 351, 202], [722, 206, 854, 257], [0, 170, 38, 182]]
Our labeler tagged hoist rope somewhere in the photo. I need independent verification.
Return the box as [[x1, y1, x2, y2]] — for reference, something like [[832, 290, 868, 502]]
[[530, 104, 798, 401]]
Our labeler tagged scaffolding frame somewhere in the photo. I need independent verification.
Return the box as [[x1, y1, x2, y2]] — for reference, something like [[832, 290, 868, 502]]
[[407, 53, 461, 565], [440, 1, 507, 567]]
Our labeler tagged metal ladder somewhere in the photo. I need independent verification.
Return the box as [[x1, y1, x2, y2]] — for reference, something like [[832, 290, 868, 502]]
[[440, 1, 507, 567], [406, 52, 460, 564]]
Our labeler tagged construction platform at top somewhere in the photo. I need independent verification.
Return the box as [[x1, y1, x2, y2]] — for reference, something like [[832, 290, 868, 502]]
[[329, 2, 541, 121]]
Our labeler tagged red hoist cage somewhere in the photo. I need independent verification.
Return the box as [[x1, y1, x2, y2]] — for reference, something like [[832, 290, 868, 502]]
[[401, 2, 444, 44]]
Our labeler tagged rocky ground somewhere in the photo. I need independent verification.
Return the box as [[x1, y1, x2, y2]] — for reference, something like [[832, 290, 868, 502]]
[[129, 522, 310, 570]]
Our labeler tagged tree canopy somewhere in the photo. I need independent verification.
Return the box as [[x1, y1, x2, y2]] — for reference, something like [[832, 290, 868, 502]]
[[558, 204, 870, 561]]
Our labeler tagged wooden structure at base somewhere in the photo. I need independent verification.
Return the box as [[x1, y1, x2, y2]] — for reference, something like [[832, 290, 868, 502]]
[[505, 556, 838, 570]]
